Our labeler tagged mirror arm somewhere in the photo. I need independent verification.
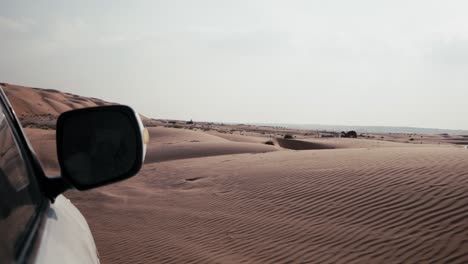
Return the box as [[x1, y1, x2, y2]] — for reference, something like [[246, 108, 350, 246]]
[[43, 177, 71, 203], [26, 149, 72, 203]]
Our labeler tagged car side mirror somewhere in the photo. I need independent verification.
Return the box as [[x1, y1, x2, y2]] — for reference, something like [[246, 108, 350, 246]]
[[56, 105, 146, 190]]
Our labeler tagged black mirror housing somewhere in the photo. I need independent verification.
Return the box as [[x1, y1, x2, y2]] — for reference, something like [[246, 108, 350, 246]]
[[56, 105, 145, 190]]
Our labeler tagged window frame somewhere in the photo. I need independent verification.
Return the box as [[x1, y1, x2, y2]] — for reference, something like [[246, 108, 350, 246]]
[[0, 86, 49, 263]]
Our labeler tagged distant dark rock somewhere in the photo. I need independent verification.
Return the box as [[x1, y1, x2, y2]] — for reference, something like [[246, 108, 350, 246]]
[[341, 131, 358, 138]]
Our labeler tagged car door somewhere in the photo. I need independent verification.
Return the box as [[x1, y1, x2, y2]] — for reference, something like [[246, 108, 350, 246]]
[[0, 90, 48, 263], [0, 88, 99, 264]]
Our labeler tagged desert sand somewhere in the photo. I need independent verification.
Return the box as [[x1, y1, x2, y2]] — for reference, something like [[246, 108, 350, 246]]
[[4, 83, 468, 263]]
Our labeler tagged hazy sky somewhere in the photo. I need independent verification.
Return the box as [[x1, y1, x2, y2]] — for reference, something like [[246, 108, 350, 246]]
[[1, 1, 468, 129]]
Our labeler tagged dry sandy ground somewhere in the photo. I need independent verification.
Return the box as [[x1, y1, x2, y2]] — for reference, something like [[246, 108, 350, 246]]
[[28, 126, 468, 264], [75, 147, 468, 264], [5, 84, 468, 263]]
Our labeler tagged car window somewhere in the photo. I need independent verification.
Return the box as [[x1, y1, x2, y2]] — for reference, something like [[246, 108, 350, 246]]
[[0, 105, 43, 262]]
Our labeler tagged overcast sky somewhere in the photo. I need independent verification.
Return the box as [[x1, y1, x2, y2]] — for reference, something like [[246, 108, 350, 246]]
[[1, 1, 468, 129]]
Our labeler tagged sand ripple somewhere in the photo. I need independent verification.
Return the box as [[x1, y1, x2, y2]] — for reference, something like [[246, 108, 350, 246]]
[[68, 147, 468, 263]]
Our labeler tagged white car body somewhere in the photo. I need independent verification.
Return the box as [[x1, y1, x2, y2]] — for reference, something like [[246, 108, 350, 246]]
[[33, 195, 99, 264]]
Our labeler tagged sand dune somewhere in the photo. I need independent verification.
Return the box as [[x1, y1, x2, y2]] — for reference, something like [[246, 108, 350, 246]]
[[23, 126, 278, 175], [3, 83, 153, 128], [145, 127, 277, 163], [209, 132, 271, 144], [3, 84, 111, 117], [68, 146, 468, 264], [275, 138, 335, 150], [276, 137, 441, 150], [150, 127, 228, 144]]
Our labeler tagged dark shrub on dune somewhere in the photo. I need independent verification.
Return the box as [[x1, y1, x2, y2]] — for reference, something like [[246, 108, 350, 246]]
[[284, 134, 293, 139], [264, 140, 275, 146]]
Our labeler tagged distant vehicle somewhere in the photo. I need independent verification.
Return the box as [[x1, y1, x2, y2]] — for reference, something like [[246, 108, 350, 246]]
[[0, 83, 146, 264]]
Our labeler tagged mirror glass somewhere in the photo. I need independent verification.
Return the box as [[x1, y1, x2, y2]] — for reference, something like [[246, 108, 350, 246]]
[[57, 106, 142, 189]]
